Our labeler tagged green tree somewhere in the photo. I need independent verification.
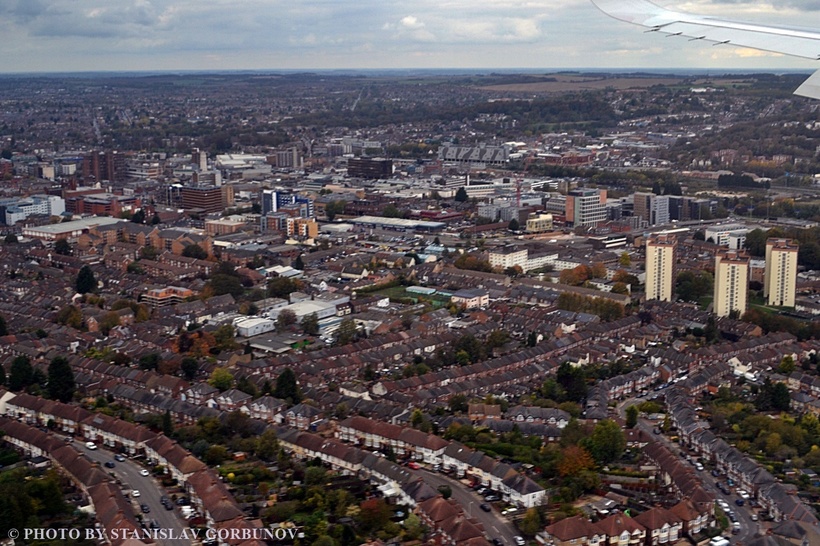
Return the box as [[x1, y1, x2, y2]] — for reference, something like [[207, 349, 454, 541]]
[[162, 410, 174, 436], [325, 200, 346, 221], [626, 405, 639, 429], [449, 394, 468, 414], [204, 445, 229, 465], [273, 367, 302, 403], [56, 305, 83, 329], [618, 252, 631, 267], [138, 353, 161, 371], [213, 324, 238, 351], [778, 355, 796, 374], [208, 367, 234, 391], [508, 218, 520, 231], [75, 265, 96, 294], [206, 274, 244, 298], [454, 187, 468, 202], [182, 244, 207, 260], [54, 238, 72, 256], [276, 309, 297, 332], [47, 356, 75, 403], [293, 254, 305, 270], [131, 209, 146, 224], [584, 419, 626, 464], [267, 276, 302, 299], [520, 508, 542, 537], [301, 312, 320, 335], [8, 355, 33, 391], [744, 228, 767, 257], [336, 318, 358, 345], [3, 234, 17, 244], [181, 357, 199, 380]]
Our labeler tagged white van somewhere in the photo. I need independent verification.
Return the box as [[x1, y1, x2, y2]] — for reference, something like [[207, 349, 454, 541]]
[[710, 537, 730, 546]]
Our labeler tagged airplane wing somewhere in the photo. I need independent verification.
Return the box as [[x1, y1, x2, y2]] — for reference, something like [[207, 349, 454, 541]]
[[590, 0, 820, 98]]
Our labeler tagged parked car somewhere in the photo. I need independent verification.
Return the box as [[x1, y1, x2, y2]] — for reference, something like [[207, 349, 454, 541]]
[[114, 454, 126, 462], [140, 504, 150, 513], [85, 442, 97, 450], [514, 537, 526, 546], [484, 495, 500, 502], [407, 462, 420, 470], [139, 469, 150, 477], [104, 461, 115, 468], [735, 499, 745, 506], [480, 503, 491, 512]]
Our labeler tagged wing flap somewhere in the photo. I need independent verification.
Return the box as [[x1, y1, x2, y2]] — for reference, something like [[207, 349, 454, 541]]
[[591, 0, 820, 60]]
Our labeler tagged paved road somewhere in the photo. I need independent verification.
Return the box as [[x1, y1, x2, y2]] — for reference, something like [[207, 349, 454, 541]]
[[74, 442, 192, 546], [413, 469, 521, 546], [618, 398, 762, 544]]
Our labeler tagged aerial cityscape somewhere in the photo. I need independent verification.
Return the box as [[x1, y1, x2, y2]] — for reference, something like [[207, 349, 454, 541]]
[[3, 3, 820, 546]]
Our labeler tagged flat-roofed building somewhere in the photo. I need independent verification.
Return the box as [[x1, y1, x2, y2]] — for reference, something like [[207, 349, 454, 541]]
[[566, 188, 607, 227], [22, 216, 124, 241], [489, 246, 527, 270], [646, 233, 676, 302], [765, 238, 799, 307], [526, 212, 553, 233], [714, 249, 749, 318], [141, 286, 194, 308]]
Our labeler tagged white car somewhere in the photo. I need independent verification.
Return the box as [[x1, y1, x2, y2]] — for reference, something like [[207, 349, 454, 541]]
[[514, 537, 526, 546], [140, 469, 150, 477], [85, 442, 97, 450], [131, 490, 141, 497]]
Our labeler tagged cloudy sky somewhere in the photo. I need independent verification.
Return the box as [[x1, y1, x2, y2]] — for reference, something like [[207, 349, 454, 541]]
[[1, 0, 819, 73]]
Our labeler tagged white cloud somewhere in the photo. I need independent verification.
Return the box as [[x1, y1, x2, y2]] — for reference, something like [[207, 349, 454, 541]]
[[0, 0, 815, 72]]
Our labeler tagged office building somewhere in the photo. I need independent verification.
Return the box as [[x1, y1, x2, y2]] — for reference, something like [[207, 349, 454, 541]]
[[191, 148, 208, 171], [82, 150, 125, 183], [526, 213, 554, 233], [180, 185, 234, 213], [714, 249, 750, 318], [261, 189, 314, 218], [704, 224, 749, 247], [633, 192, 670, 227], [764, 238, 799, 307], [645, 233, 677, 302], [347, 157, 393, 179], [3, 195, 65, 225], [565, 189, 607, 227]]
